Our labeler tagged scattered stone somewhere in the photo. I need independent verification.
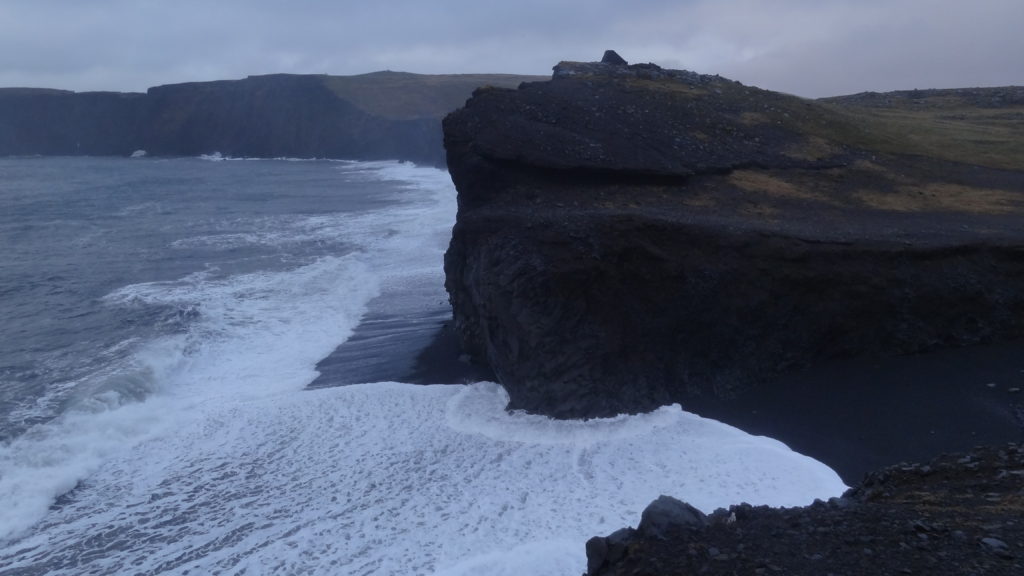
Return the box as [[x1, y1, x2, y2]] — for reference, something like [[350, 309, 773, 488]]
[[979, 537, 1013, 559]]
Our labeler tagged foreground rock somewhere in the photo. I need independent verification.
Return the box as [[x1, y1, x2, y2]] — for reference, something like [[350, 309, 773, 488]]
[[443, 58, 1024, 419], [586, 444, 1024, 575]]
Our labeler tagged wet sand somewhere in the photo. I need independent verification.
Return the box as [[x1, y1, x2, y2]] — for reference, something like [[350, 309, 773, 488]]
[[683, 340, 1024, 484], [308, 309, 492, 389]]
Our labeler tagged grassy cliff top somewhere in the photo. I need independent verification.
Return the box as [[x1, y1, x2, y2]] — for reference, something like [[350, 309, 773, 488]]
[[445, 61, 1024, 239], [548, 61, 1024, 172], [818, 88, 1024, 171]]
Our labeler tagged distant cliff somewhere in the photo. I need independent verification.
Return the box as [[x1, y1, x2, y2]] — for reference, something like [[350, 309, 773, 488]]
[[443, 58, 1024, 419], [0, 72, 542, 165]]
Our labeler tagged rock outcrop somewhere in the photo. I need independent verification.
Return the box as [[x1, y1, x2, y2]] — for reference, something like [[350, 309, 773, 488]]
[[586, 444, 1024, 575], [443, 59, 1024, 418], [0, 72, 540, 164]]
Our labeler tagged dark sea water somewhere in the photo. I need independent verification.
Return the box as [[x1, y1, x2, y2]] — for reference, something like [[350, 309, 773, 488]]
[[0, 156, 409, 441], [0, 156, 844, 575]]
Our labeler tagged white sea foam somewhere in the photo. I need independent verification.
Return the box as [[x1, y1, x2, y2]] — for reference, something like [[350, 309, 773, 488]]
[[0, 160, 452, 542], [0, 253, 379, 542], [0, 382, 845, 575]]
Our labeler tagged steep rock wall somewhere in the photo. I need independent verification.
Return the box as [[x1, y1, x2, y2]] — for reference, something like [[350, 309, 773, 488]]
[[443, 61, 1024, 418]]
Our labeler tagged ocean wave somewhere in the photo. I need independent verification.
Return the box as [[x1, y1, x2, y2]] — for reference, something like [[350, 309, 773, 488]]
[[0, 159, 456, 543]]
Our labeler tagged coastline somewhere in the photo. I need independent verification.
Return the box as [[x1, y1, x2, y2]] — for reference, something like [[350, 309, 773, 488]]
[[308, 313, 493, 389]]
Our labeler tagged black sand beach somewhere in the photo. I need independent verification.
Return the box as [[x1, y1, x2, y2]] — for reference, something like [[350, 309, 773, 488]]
[[308, 310, 493, 389], [683, 340, 1024, 484]]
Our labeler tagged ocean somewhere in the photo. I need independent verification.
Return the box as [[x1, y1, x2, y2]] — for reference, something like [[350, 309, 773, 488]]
[[0, 156, 846, 575]]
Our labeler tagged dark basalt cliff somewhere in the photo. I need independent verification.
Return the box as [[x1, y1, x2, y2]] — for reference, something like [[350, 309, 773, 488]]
[[0, 72, 540, 164], [586, 444, 1024, 575], [443, 59, 1024, 419]]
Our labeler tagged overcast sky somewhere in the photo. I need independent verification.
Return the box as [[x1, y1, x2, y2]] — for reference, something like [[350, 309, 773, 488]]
[[1, 0, 1021, 97]]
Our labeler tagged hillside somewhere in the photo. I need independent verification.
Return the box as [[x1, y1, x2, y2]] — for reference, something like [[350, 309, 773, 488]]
[[0, 72, 541, 164], [821, 86, 1024, 171]]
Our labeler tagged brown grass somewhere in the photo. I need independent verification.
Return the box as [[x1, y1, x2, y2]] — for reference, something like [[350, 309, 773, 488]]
[[817, 101, 1024, 171], [728, 170, 844, 206], [783, 135, 840, 161], [739, 111, 771, 126], [855, 183, 1023, 214]]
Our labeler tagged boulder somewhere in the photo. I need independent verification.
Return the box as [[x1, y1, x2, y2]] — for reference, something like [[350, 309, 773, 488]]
[[638, 496, 708, 539]]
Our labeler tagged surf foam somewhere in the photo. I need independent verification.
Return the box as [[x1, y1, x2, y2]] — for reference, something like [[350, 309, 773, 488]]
[[1, 382, 846, 575], [0, 160, 452, 542]]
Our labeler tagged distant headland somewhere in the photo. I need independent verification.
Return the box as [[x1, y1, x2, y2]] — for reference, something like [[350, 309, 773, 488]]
[[0, 71, 544, 165]]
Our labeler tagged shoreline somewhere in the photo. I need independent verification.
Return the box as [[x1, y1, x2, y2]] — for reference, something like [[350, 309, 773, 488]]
[[314, 310, 1022, 485], [308, 312, 493, 389]]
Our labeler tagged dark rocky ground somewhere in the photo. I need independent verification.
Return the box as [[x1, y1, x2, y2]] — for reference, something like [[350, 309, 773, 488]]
[[587, 444, 1024, 576]]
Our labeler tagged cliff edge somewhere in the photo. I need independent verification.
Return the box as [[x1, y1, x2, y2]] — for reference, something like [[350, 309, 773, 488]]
[[443, 58, 1024, 419]]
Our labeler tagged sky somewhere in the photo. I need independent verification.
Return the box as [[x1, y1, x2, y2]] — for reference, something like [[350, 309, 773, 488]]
[[0, 0, 1021, 98]]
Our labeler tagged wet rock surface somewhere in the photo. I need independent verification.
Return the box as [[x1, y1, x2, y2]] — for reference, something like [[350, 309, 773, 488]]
[[586, 444, 1024, 575]]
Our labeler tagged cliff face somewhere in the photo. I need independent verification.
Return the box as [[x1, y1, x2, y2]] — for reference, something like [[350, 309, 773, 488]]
[[443, 60, 1024, 418], [0, 89, 147, 156], [0, 72, 541, 164]]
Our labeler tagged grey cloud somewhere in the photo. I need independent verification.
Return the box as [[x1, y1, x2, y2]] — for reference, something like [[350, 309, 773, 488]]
[[0, 0, 1020, 96]]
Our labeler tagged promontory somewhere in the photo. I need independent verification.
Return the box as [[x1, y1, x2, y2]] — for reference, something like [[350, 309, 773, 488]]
[[443, 57, 1024, 474]]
